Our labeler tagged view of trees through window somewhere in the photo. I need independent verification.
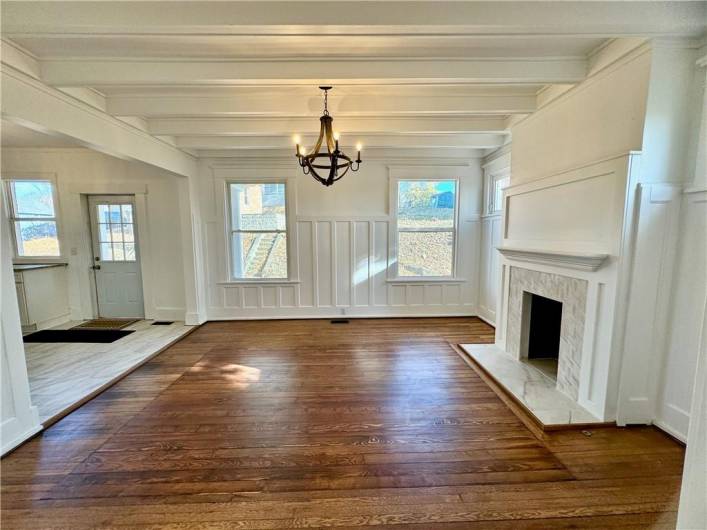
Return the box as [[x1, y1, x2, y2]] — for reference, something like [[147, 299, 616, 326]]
[[229, 182, 288, 279], [397, 180, 456, 277], [9, 180, 60, 257]]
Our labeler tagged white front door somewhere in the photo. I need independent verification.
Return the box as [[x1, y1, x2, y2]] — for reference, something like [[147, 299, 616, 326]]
[[88, 195, 144, 318]]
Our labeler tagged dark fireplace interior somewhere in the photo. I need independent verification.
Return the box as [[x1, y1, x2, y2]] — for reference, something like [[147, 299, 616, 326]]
[[525, 293, 562, 379]]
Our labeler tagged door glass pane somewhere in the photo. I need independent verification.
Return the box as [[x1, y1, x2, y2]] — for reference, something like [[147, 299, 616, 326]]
[[11, 181, 55, 218], [230, 183, 286, 230], [14, 221, 60, 257], [124, 243, 136, 260], [231, 232, 287, 279], [97, 204, 111, 223], [100, 242, 113, 261], [112, 243, 125, 260], [397, 180, 456, 229], [398, 231, 453, 277], [108, 205, 122, 223], [121, 204, 133, 223], [122, 223, 135, 242], [98, 223, 111, 243], [110, 224, 125, 243]]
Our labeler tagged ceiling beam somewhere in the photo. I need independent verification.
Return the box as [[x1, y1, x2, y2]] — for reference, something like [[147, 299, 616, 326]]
[[106, 93, 537, 118], [147, 116, 507, 136], [174, 133, 507, 150], [1, 66, 196, 177], [40, 58, 587, 87], [3, 2, 705, 37]]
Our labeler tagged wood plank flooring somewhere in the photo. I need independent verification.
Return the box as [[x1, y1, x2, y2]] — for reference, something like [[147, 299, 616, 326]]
[[2, 318, 685, 529]]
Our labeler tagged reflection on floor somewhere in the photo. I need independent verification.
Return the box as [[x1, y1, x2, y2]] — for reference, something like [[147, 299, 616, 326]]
[[24, 319, 194, 423]]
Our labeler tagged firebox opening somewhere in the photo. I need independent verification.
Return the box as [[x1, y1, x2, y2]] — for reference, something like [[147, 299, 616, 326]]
[[524, 293, 562, 381]]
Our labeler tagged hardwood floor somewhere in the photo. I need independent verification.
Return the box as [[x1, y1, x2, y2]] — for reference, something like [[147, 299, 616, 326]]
[[2, 318, 685, 529]]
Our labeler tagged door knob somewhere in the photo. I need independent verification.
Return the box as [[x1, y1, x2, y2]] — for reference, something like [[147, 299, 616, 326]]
[[91, 264, 101, 270]]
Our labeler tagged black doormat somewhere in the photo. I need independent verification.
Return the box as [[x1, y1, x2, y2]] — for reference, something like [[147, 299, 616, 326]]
[[23, 329, 135, 343]]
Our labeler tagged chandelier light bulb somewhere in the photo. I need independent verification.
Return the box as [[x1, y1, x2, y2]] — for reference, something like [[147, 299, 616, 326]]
[[356, 143, 362, 152], [334, 132, 340, 141], [293, 134, 301, 145]]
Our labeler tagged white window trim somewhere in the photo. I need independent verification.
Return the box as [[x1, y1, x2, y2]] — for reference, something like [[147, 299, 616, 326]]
[[485, 168, 510, 216], [3, 172, 66, 264], [224, 177, 296, 282], [389, 175, 461, 281]]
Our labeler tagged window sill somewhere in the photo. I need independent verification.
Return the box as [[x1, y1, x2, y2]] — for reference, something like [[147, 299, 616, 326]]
[[387, 277, 466, 284], [218, 279, 301, 286], [13, 258, 68, 266]]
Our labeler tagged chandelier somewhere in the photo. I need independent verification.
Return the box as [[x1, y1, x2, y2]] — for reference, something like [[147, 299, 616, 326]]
[[294, 86, 362, 186]]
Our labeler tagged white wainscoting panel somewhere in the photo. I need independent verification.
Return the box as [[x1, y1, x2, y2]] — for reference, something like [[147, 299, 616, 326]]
[[655, 189, 707, 441], [478, 214, 502, 324], [208, 217, 476, 319], [616, 183, 683, 426]]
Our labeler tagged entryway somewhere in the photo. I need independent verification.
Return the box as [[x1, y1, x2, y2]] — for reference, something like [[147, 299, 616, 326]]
[[87, 195, 144, 318]]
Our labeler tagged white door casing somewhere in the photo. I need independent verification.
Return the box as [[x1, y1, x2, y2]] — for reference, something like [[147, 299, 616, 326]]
[[88, 195, 144, 318]]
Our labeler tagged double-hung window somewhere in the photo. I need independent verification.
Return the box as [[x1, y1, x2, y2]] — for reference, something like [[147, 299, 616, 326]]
[[6, 179, 61, 258], [228, 182, 288, 279], [395, 179, 458, 277]]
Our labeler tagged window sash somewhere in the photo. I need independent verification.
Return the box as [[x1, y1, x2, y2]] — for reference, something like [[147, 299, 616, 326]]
[[227, 181, 289, 280], [7, 179, 61, 258], [394, 179, 458, 278]]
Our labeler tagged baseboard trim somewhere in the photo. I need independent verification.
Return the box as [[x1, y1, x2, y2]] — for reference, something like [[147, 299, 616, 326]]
[[207, 310, 479, 321], [1, 420, 42, 457], [476, 314, 496, 328]]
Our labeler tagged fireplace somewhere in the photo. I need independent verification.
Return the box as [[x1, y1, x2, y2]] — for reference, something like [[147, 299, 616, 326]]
[[521, 292, 562, 380], [505, 266, 588, 400]]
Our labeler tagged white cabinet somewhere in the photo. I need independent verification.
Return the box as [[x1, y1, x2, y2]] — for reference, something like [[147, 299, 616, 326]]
[[13, 265, 71, 333]]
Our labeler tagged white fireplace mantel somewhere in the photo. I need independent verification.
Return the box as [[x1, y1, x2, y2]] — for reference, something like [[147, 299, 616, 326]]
[[497, 246, 609, 272]]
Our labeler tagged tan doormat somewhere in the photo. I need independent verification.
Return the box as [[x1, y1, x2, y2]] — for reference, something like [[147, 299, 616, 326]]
[[73, 318, 140, 330]]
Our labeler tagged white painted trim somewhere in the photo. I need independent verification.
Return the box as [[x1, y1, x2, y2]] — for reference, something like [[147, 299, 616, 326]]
[[497, 246, 609, 272], [1, 66, 196, 177], [1, 419, 42, 456]]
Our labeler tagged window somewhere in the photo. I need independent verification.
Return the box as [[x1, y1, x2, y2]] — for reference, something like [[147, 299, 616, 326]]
[[228, 182, 288, 279], [7, 179, 61, 258], [396, 179, 457, 277], [96, 203, 136, 261], [487, 173, 510, 215]]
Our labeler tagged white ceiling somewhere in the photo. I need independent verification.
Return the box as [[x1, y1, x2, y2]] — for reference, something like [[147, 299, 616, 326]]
[[1, 1, 705, 158]]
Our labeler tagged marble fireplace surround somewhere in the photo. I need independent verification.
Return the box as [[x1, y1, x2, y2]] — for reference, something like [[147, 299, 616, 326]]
[[506, 266, 588, 401]]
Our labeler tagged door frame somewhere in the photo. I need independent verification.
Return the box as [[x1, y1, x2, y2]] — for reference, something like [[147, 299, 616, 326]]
[[86, 194, 145, 318], [68, 183, 154, 321]]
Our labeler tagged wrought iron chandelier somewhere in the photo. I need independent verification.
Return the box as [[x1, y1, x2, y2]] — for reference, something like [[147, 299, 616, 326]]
[[294, 86, 362, 186]]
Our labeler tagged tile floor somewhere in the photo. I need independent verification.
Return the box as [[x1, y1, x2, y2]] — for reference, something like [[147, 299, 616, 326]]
[[24, 319, 194, 422]]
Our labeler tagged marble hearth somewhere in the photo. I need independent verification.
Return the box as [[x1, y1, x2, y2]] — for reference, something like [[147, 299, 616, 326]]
[[459, 343, 602, 426]]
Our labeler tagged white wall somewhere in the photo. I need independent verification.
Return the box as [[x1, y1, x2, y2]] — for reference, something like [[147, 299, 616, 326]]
[[1, 148, 187, 321], [1, 195, 41, 455], [199, 157, 484, 319], [511, 42, 650, 185]]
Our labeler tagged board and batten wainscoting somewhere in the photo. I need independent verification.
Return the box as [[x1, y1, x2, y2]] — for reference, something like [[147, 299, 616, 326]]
[[202, 162, 483, 319]]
